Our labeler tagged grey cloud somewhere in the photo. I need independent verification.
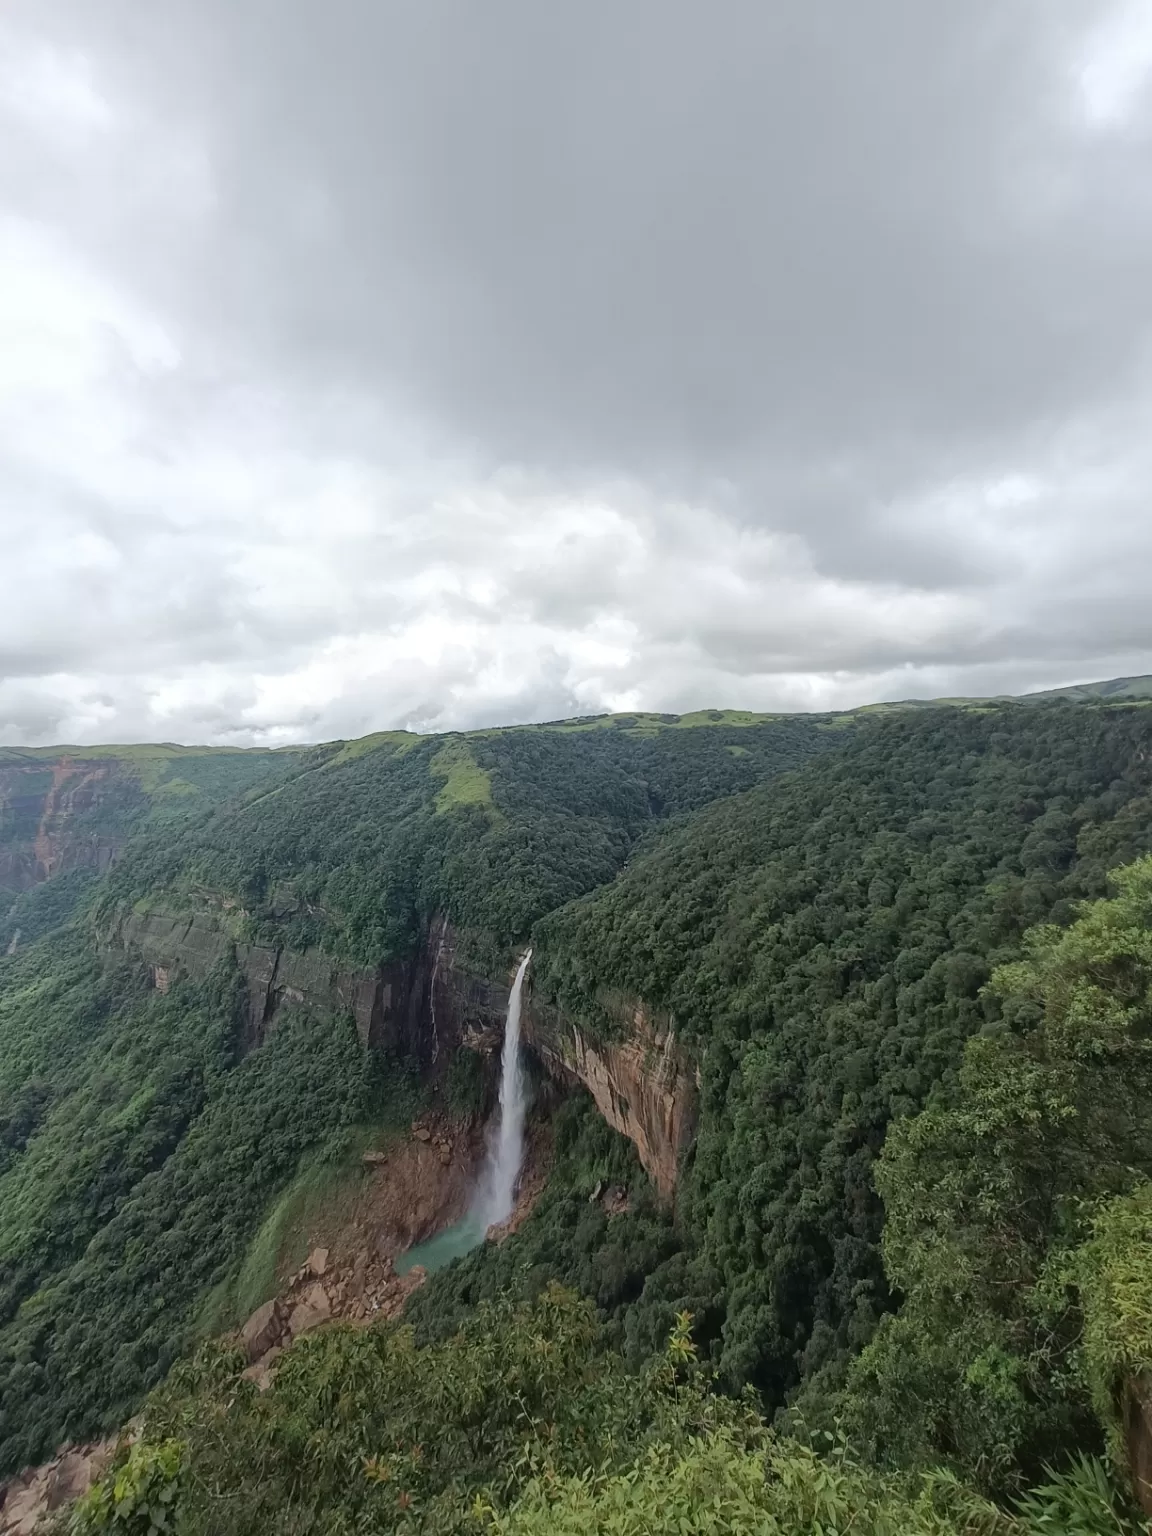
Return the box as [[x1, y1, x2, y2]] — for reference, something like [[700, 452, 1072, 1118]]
[[56, 4, 1149, 478], [0, 0, 1151, 743]]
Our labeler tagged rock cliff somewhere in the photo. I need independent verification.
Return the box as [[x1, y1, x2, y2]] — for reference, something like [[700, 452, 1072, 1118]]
[[0, 747, 293, 898], [105, 904, 697, 1194], [103, 906, 517, 1062], [0, 756, 130, 893], [522, 995, 696, 1199], [105, 904, 425, 1055]]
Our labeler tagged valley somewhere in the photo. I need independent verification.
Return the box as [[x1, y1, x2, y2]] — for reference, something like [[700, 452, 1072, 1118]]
[[2, 694, 1152, 1532]]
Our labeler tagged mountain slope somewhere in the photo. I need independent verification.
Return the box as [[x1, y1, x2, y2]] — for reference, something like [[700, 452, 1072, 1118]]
[[0, 711, 835, 1472], [98, 713, 838, 968], [523, 703, 1152, 1399], [1023, 673, 1152, 702], [0, 746, 301, 953], [4, 696, 1152, 1509]]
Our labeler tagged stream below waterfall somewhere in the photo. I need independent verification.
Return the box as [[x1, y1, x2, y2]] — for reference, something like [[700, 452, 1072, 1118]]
[[395, 1210, 487, 1275]]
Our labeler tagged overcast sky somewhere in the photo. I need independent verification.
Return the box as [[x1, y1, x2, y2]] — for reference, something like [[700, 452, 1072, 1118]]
[[1, 1, 1151, 745]]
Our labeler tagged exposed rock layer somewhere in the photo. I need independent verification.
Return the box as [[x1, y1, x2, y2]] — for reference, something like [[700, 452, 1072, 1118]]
[[0, 757, 129, 893], [522, 998, 696, 1199], [105, 904, 697, 1193], [106, 904, 423, 1052], [1124, 1376, 1152, 1517], [0, 1437, 120, 1535]]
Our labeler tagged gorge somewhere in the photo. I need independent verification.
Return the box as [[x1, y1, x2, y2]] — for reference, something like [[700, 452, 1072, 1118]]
[[3, 696, 1152, 1533], [396, 947, 535, 1276]]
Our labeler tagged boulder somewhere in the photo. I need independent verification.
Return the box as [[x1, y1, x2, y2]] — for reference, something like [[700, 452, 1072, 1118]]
[[307, 1246, 330, 1278], [241, 1344, 283, 1392], [413, 1125, 432, 1142], [287, 1282, 332, 1338], [44, 1451, 97, 1510], [1, 1478, 46, 1536], [241, 1298, 285, 1364], [362, 1150, 388, 1167]]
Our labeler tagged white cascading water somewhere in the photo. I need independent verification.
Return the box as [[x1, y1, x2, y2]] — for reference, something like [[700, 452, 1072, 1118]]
[[477, 948, 532, 1227]]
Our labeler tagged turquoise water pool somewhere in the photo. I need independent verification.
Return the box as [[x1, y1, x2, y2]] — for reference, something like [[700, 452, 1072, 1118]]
[[395, 1211, 487, 1275]]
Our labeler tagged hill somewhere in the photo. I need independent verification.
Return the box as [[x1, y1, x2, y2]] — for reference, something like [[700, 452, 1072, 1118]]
[[862, 672, 1152, 711], [1022, 673, 1152, 702], [424, 705, 1152, 1403], [3, 696, 1152, 1531], [0, 744, 302, 953], [0, 710, 834, 1472]]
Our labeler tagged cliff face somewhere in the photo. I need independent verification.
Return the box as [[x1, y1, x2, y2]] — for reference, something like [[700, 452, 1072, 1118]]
[[105, 905, 697, 1194], [104, 907, 515, 1063], [522, 997, 696, 1199], [106, 905, 426, 1056], [0, 757, 132, 892], [0, 748, 294, 901]]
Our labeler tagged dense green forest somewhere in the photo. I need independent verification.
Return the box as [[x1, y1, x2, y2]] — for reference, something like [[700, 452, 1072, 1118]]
[[838, 851, 1152, 1489], [0, 936, 380, 1470], [3, 700, 1152, 1532], [0, 866, 98, 954], [0, 745, 298, 872], [0, 746, 300, 940], [0, 712, 830, 1472], [527, 705, 1152, 1415], [98, 714, 835, 963], [69, 1286, 1144, 1536]]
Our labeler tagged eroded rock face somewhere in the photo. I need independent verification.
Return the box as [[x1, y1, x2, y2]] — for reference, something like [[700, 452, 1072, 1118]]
[[102, 909, 509, 1066], [104, 905, 430, 1055], [418, 940, 697, 1197], [1124, 1375, 1152, 1517], [0, 756, 130, 893], [106, 905, 697, 1195], [0, 1435, 118, 1535], [241, 1298, 286, 1364], [523, 999, 696, 1200], [236, 1115, 490, 1390], [287, 1282, 332, 1339]]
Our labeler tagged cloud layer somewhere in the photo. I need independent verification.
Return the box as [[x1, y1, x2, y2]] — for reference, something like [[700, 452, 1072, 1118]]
[[1, 1, 1151, 744]]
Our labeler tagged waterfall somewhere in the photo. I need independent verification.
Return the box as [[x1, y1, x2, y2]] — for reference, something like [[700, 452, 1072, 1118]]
[[478, 948, 532, 1228]]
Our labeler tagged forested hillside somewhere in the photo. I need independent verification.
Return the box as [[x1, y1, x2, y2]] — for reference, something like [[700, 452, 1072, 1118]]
[[0, 938, 378, 1471], [0, 745, 299, 953], [67, 1287, 1135, 1536], [0, 711, 831, 1474], [525, 705, 1152, 1410], [65, 853, 1152, 1533], [4, 699, 1152, 1532], [99, 713, 835, 965]]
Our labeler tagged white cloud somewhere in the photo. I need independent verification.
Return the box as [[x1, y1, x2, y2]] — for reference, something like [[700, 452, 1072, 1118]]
[[0, 2, 1150, 746], [0, 33, 113, 140], [1080, 0, 1152, 126]]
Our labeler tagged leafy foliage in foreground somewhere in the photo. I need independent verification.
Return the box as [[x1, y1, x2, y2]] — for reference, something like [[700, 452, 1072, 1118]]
[[837, 854, 1152, 1494], [72, 1288, 1142, 1536]]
